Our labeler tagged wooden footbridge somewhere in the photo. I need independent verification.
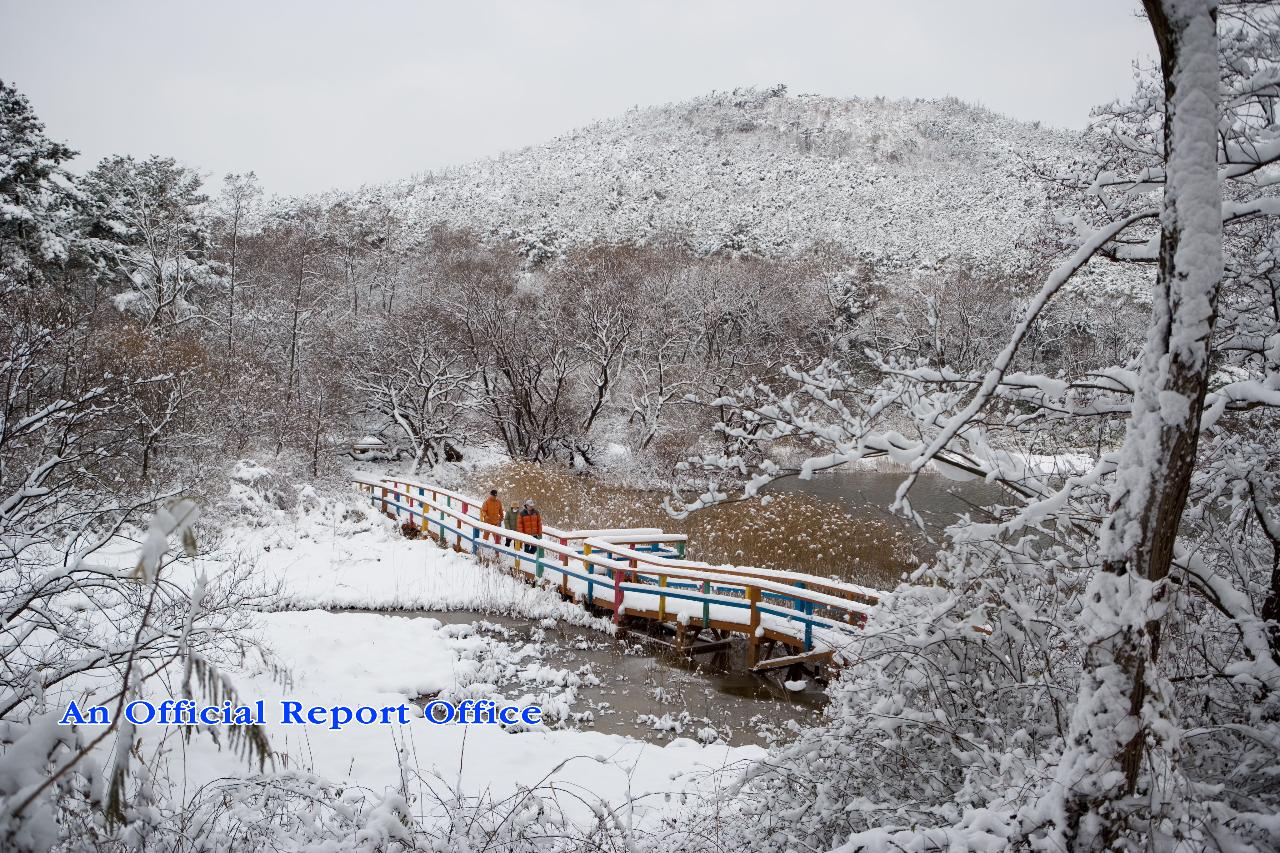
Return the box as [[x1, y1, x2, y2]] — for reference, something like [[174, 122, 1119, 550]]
[[354, 474, 882, 675]]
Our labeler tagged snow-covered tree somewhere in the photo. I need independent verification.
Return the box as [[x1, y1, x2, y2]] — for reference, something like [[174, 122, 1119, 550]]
[[672, 3, 1280, 850], [0, 80, 86, 292], [211, 171, 262, 372], [345, 304, 476, 471], [84, 155, 217, 329]]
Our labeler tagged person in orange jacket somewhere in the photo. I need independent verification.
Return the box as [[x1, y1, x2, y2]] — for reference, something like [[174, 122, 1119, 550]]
[[516, 499, 543, 553], [480, 489, 503, 541]]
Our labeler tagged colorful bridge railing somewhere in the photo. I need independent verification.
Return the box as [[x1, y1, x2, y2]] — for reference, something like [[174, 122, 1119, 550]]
[[354, 474, 881, 660]]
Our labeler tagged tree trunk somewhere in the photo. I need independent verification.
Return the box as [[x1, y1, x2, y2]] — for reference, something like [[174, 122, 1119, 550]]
[[1053, 1, 1222, 846]]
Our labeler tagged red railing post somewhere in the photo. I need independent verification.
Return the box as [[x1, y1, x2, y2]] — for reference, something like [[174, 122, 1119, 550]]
[[747, 585, 761, 666], [613, 568, 624, 624]]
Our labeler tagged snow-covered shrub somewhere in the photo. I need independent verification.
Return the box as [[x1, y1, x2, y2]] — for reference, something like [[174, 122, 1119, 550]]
[[224, 460, 295, 522]]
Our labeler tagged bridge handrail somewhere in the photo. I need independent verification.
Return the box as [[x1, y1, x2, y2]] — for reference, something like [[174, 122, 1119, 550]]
[[361, 473, 684, 544], [356, 477, 681, 574], [581, 537, 876, 614], [559, 528, 676, 541], [368, 474, 876, 605], [355, 476, 876, 623]]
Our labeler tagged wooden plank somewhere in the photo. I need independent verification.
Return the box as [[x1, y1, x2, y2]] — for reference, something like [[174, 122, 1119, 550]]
[[622, 628, 734, 656], [621, 628, 683, 652], [686, 638, 734, 655], [750, 649, 833, 673]]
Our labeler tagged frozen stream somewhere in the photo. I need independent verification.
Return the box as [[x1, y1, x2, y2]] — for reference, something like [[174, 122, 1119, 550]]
[[334, 609, 826, 747]]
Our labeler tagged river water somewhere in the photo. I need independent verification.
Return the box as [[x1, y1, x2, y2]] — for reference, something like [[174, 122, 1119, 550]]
[[388, 610, 827, 747], [769, 467, 1007, 529], [462, 461, 1004, 590]]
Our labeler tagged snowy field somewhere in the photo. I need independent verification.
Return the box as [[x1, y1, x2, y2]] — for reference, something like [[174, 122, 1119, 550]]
[[85, 490, 766, 833]]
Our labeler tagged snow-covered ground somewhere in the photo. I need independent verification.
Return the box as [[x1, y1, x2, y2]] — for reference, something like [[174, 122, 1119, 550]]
[[173, 610, 760, 830], [91, 488, 766, 833]]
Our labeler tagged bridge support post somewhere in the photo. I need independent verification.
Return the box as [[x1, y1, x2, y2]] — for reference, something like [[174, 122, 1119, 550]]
[[795, 580, 814, 650], [746, 585, 761, 666], [612, 564, 625, 624]]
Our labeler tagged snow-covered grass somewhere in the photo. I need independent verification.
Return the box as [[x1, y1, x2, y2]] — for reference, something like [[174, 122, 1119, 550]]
[[110, 488, 767, 836], [227, 503, 611, 624], [168, 608, 762, 831]]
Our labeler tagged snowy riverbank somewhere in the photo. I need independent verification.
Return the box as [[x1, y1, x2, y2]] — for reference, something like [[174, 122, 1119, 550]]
[[79, 489, 768, 837]]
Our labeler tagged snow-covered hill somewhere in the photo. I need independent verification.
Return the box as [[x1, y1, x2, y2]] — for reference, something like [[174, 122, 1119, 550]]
[[366, 87, 1097, 275]]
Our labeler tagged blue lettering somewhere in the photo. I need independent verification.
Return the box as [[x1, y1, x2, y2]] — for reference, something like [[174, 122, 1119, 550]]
[[59, 701, 96, 725], [307, 706, 327, 725], [331, 706, 352, 730], [200, 706, 221, 725], [59, 701, 85, 725], [355, 707, 376, 725], [521, 706, 542, 726], [498, 706, 519, 726], [423, 700, 456, 724], [281, 701, 303, 723], [125, 700, 156, 724]]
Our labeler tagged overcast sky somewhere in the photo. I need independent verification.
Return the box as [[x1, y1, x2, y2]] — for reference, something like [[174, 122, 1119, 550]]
[[2, 1, 1154, 196]]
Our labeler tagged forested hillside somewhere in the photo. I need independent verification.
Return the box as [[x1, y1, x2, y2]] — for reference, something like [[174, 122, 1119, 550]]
[[355, 86, 1146, 293]]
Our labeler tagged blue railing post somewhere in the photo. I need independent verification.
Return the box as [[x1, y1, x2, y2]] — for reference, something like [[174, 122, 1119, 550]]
[[796, 581, 814, 650]]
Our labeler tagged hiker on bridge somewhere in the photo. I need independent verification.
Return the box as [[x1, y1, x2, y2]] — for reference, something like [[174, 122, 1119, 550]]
[[480, 489, 503, 541], [517, 499, 543, 553], [504, 503, 518, 547]]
